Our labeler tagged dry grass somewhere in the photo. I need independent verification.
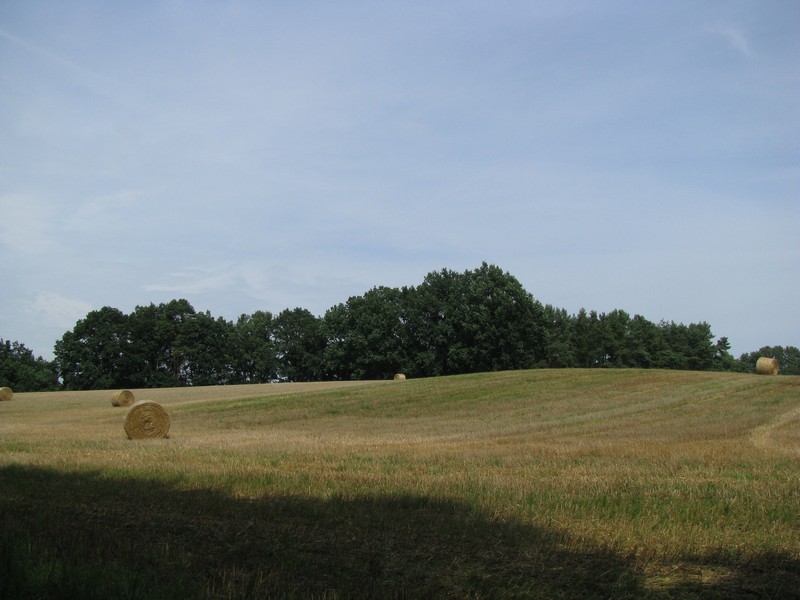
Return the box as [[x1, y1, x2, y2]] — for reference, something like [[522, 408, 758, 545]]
[[1, 370, 799, 598]]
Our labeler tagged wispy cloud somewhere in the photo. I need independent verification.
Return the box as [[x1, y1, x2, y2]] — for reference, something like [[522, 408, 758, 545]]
[[705, 24, 754, 59], [141, 261, 369, 317], [28, 293, 93, 331], [143, 265, 238, 296], [0, 26, 124, 100]]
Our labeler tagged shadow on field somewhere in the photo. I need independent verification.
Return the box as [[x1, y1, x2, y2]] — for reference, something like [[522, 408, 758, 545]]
[[1, 465, 798, 599]]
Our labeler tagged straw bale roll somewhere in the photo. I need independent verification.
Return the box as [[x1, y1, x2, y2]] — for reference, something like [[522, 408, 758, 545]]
[[124, 400, 171, 439], [112, 389, 135, 407], [0, 387, 13, 401], [393, 373, 406, 381], [755, 357, 780, 375]]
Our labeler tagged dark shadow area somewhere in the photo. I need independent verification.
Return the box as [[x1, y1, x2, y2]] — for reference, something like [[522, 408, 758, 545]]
[[1, 465, 798, 599]]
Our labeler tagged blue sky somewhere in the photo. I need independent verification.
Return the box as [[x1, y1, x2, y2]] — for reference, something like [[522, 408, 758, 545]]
[[1, 1, 798, 361]]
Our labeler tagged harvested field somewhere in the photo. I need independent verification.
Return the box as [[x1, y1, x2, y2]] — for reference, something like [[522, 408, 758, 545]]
[[1, 370, 798, 599]]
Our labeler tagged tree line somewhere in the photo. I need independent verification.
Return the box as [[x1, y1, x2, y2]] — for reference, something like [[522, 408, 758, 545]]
[[2, 263, 798, 392]]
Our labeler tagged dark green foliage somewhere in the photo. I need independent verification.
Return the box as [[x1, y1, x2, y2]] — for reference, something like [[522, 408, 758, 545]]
[[323, 264, 548, 380], [273, 308, 327, 382], [173, 311, 235, 386], [572, 309, 607, 368], [147, 299, 201, 386], [712, 336, 736, 371], [53, 299, 239, 389], [737, 346, 800, 375], [655, 321, 716, 371], [54, 300, 210, 389], [0, 339, 58, 392], [54, 307, 130, 390], [35, 263, 800, 389], [541, 305, 576, 368], [323, 286, 410, 380], [405, 263, 546, 376], [624, 314, 663, 368], [125, 302, 185, 387], [231, 310, 277, 383]]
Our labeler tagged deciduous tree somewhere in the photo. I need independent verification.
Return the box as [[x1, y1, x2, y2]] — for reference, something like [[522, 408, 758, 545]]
[[0, 339, 58, 391], [54, 306, 129, 389], [274, 308, 326, 381]]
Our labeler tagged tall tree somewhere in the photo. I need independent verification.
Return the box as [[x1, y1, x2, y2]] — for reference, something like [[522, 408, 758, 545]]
[[655, 321, 690, 370], [273, 308, 326, 382], [155, 299, 197, 384], [572, 309, 603, 368], [684, 322, 716, 371], [623, 314, 662, 368], [463, 262, 546, 373], [54, 306, 130, 389], [408, 263, 546, 376], [126, 300, 198, 387], [321, 302, 354, 380], [322, 286, 410, 380], [712, 337, 736, 371], [540, 305, 576, 368], [654, 321, 716, 371], [404, 268, 460, 376], [598, 309, 631, 367], [232, 311, 278, 383], [174, 311, 234, 386], [127, 303, 167, 387], [0, 339, 58, 391]]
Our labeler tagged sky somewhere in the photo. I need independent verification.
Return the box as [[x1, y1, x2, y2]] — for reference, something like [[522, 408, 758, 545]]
[[1, 1, 798, 361]]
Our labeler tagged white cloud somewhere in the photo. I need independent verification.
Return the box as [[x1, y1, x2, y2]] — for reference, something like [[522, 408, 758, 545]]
[[141, 260, 372, 318], [28, 293, 93, 331], [143, 265, 238, 296]]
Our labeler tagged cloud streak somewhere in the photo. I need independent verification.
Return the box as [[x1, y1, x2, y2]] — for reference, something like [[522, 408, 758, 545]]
[[705, 24, 754, 59], [27, 293, 93, 331]]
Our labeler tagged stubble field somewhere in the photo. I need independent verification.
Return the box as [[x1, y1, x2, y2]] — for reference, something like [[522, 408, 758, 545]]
[[1, 369, 798, 598]]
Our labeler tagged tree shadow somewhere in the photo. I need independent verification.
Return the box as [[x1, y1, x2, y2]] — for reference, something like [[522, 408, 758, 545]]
[[1, 465, 797, 599]]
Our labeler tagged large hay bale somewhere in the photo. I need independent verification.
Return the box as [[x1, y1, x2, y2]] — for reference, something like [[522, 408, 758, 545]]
[[112, 389, 135, 407], [124, 400, 171, 439], [755, 357, 780, 375], [393, 373, 406, 381], [0, 387, 13, 401]]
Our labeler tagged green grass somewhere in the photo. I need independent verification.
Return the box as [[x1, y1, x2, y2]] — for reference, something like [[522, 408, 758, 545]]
[[1, 369, 799, 598]]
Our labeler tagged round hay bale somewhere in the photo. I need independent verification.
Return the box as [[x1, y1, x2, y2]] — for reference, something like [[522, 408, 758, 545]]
[[393, 373, 406, 381], [124, 400, 171, 439], [0, 387, 13, 401], [111, 389, 135, 407], [755, 357, 780, 375]]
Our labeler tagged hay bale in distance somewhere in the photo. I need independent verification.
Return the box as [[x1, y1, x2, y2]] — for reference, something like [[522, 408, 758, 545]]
[[393, 373, 406, 381], [755, 357, 780, 375], [112, 389, 135, 407], [124, 400, 171, 439], [0, 387, 13, 401]]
